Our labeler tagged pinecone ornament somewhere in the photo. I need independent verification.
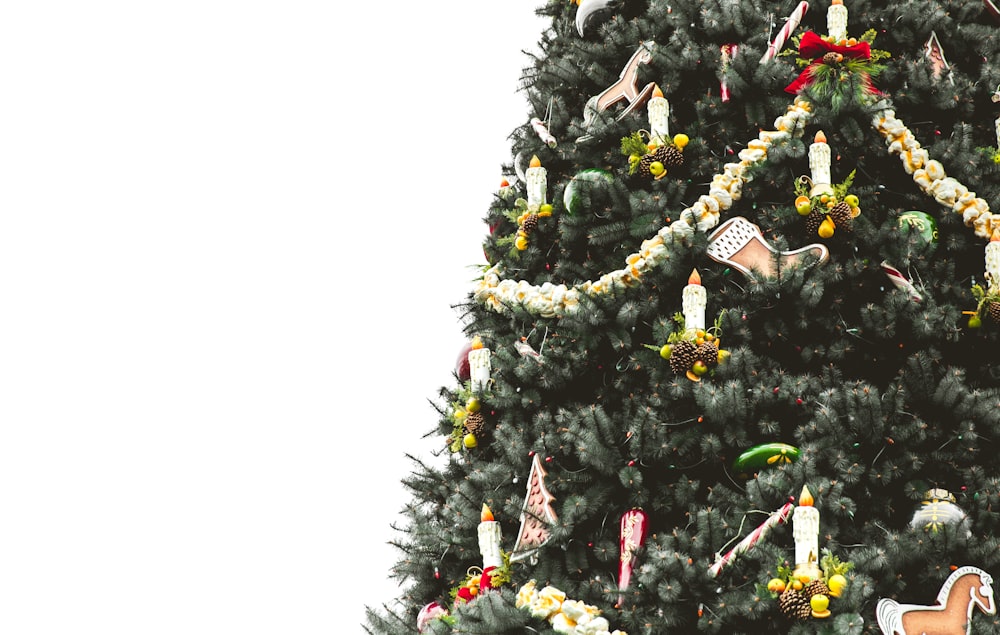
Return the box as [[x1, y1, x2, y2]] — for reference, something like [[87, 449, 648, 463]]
[[668, 340, 698, 375], [696, 340, 719, 366], [522, 213, 540, 233], [803, 580, 831, 598], [778, 588, 812, 621], [805, 209, 826, 236], [638, 153, 656, 177], [654, 143, 684, 168], [464, 411, 486, 436], [829, 201, 854, 232], [822, 51, 841, 64], [987, 300, 1000, 324]]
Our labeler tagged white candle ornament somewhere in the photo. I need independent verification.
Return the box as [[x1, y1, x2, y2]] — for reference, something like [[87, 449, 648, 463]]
[[986, 237, 1000, 291], [682, 269, 707, 332], [478, 504, 504, 570], [525, 155, 547, 210], [995, 115, 1000, 149], [792, 486, 821, 579], [761, 1, 809, 63], [647, 84, 670, 145], [468, 338, 492, 392], [827, 0, 848, 41], [809, 130, 834, 197]]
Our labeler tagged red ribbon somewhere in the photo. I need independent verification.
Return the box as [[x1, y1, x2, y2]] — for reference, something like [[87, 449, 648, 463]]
[[455, 586, 475, 604], [785, 30, 876, 94], [479, 565, 497, 591]]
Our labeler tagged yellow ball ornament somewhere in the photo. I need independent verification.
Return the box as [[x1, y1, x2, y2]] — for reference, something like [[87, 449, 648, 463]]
[[463, 433, 478, 449], [672, 133, 689, 149]]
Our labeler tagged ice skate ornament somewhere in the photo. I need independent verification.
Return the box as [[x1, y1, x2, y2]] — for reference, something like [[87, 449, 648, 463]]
[[576, 41, 656, 144], [707, 216, 829, 281], [875, 566, 995, 635], [473, 93, 1000, 318]]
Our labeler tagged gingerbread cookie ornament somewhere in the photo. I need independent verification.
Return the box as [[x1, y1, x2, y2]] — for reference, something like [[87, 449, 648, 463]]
[[875, 566, 996, 635]]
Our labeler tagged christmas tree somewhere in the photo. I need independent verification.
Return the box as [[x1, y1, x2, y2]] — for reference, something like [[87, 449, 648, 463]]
[[365, 1, 1000, 633]]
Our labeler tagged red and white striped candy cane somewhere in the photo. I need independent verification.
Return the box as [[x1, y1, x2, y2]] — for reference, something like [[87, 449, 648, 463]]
[[708, 502, 794, 578], [881, 261, 923, 302], [530, 117, 558, 149], [760, 2, 809, 63], [721, 44, 738, 103]]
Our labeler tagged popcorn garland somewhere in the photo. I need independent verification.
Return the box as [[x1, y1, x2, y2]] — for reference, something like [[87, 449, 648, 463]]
[[516, 580, 628, 635], [475, 97, 814, 317], [872, 104, 1000, 240], [474, 96, 1000, 318]]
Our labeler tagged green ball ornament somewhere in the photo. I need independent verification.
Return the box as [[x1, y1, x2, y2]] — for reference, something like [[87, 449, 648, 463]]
[[732, 442, 800, 477], [898, 211, 938, 246], [563, 169, 614, 216]]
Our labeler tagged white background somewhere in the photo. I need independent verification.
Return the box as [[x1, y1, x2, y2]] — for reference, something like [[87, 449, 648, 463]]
[[0, 2, 547, 633]]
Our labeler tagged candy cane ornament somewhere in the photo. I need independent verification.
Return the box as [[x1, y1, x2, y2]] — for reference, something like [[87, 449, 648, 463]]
[[530, 117, 558, 149], [618, 508, 649, 607], [881, 261, 923, 303], [720, 44, 738, 102], [761, 1, 809, 63], [708, 502, 794, 578]]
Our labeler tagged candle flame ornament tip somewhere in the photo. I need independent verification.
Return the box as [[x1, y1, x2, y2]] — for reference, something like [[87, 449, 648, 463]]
[[652, 84, 664, 99], [799, 485, 815, 506], [481, 504, 494, 522], [688, 269, 702, 285], [814, 130, 827, 143], [529, 155, 542, 168]]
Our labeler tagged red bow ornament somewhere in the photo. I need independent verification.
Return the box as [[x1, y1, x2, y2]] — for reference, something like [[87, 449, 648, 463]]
[[479, 565, 498, 591], [785, 30, 879, 94]]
